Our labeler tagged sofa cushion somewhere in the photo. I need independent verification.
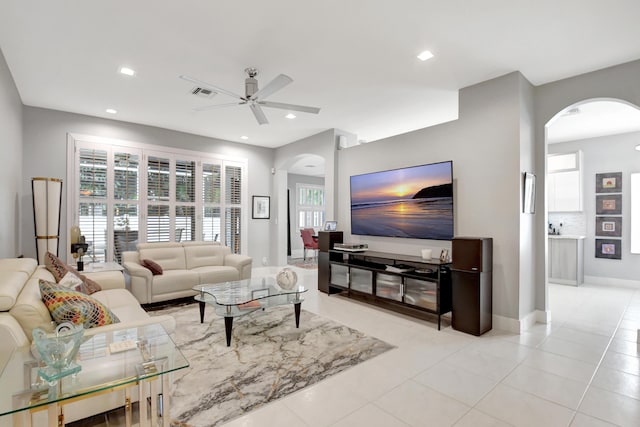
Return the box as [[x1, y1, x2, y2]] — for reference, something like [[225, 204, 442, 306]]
[[138, 242, 186, 271], [0, 258, 38, 275], [10, 278, 55, 338], [150, 270, 200, 296], [0, 271, 29, 311], [193, 266, 240, 285], [39, 280, 120, 329], [183, 242, 229, 270], [141, 259, 163, 275]]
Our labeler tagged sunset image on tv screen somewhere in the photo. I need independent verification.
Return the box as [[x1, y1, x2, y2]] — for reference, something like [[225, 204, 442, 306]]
[[350, 161, 453, 240]]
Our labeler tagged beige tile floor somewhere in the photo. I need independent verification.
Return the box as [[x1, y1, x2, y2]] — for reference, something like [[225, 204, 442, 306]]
[[223, 269, 640, 427], [72, 268, 640, 426]]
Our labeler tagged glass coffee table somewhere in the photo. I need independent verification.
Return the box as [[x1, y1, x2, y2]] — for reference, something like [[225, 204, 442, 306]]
[[193, 277, 307, 347], [0, 323, 188, 427]]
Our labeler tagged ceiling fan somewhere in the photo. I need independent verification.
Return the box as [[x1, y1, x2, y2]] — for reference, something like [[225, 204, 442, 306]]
[[180, 68, 321, 125]]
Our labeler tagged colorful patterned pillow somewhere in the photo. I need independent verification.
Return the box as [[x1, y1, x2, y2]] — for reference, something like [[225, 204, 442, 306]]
[[39, 280, 119, 329], [141, 259, 163, 275]]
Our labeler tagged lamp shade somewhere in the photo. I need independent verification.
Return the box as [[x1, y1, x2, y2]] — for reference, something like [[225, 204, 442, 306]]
[[32, 177, 63, 264]]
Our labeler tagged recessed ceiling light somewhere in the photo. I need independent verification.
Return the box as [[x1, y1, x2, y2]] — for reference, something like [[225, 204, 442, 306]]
[[285, 113, 296, 119], [240, 136, 249, 140], [119, 67, 136, 76], [105, 108, 117, 114], [636, 144, 640, 151], [417, 50, 434, 61]]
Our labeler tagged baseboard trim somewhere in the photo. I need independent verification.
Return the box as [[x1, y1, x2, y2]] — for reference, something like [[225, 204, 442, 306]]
[[583, 275, 640, 289], [493, 310, 550, 334]]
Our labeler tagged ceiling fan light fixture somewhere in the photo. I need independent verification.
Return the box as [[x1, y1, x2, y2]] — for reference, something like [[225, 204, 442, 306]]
[[417, 50, 434, 61], [119, 67, 136, 76], [105, 108, 117, 114], [285, 113, 296, 119]]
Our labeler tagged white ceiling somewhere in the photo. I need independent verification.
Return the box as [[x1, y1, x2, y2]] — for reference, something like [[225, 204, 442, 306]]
[[1, 1, 640, 148]]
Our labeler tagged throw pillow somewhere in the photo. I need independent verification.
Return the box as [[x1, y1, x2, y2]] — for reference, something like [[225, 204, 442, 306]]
[[44, 251, 68, 282], [66, 265, 102, 294], [141, 259, 163, 275], [39, 280, 119, 329], [58, 271, 85, 292]]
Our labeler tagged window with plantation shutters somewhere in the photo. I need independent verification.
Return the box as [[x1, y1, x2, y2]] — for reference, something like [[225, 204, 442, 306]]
[[68, 135, 247, 262], [297, 184, 325, 229], [225, 165, 242, 253], [147, 156, 171, 242], [202, 163, 221, 242]]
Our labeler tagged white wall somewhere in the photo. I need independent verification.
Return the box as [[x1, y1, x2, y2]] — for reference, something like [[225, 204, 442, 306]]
[[0, 48, 23, 258], [549, 131, 640, 283], [21, 106, 274, 265], [337, 72, 528, 323], [535, 59, 640, 311]]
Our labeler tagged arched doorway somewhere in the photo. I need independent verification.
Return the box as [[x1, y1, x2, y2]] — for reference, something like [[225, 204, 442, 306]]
[[544, 98, 640, 316]]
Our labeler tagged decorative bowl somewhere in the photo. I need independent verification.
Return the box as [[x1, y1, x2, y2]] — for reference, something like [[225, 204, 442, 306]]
[[32, 322, 84, 382], [276, 268, 298, 290]]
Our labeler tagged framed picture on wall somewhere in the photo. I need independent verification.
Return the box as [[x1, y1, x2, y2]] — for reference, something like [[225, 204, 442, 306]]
[[252, 196, 270, 219], [596, 194, 622, 215], [595, 239, 622, 260], [522, 172, 536, 214], [595, 172, 622, 193], [595, 216, 622, 237]]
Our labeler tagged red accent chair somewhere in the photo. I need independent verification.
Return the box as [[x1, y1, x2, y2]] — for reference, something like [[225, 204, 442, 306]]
[[300, 228, 319, 261]]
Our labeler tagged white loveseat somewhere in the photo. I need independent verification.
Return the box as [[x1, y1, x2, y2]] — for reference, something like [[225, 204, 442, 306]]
[[0, 257, 177, 424], [122, 241, 253, 304]]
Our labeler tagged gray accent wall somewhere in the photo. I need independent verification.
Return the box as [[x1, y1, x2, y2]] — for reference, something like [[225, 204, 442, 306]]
[[0, 48, 23, 258], [549, 131, 640, 282], [21, 106, 274, 265], [337, 72, 536, 323]]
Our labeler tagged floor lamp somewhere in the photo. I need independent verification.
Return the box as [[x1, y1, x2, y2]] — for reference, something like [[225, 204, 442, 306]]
[[32, 177, 63, 265]]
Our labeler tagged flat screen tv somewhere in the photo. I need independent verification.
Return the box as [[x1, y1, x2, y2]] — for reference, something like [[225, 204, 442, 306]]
[[350, 161, 453, 240]]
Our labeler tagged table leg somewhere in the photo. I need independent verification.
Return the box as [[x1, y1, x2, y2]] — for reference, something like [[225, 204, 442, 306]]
[[294, 302, 301, 328], [162, 373, 171, 427], [198, 301, 205, 323], [224, 316, 233, 347], [139, 380, 148, 426]]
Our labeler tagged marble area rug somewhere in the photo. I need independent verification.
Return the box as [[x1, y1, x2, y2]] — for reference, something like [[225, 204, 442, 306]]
[[149, 302, 393, 427]]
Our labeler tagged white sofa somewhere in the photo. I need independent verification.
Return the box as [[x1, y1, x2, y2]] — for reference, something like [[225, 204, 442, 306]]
[[122, 241, 253, 304], [0, 257, 176, 424]]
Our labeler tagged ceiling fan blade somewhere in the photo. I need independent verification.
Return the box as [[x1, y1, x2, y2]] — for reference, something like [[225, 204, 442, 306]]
[[194, 102, 246, 112], [259, 101, 321, 114], [249, 103, 269, 125], [193, 101, 246, 111], [179, 75, 246, 101], [251, 74, 293, 101]]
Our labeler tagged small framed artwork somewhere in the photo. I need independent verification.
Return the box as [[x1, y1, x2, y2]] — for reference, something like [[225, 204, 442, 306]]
[[439, 248, 449, 262], [324, 220, 337, 231], [595, 172, 622, 193], [252, 196, 270, 219], [595, 239, 622, 260], [522, 172, 536, 214], [595, 216, 622, 237], [596, 194, 622, 215]]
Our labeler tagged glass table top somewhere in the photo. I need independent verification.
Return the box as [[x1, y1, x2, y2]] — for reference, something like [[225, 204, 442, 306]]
[[0, 323, 188, 417], [193, 277, 307, 317]]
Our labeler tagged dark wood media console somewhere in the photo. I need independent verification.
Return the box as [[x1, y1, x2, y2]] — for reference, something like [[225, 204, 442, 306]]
[[317, 232, 452, 329]]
